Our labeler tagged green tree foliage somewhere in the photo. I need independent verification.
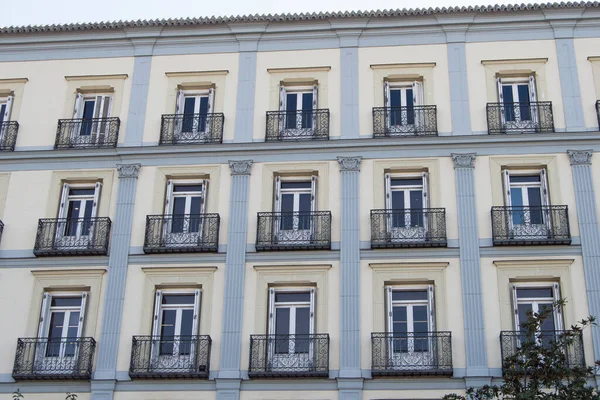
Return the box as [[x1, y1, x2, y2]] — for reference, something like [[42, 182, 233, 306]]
[[444, 300, 599, 400]]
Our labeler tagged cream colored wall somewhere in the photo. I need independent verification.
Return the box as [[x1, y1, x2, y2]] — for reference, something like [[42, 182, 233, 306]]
[[358, 44, 452, 135], [0, 169, 118, 251], [0, 58, 134, 147], [359, 258, 465, 371], [246, 161, 340, 245], [253, 49, 341, 140], [115, 392, 215, 400], [241, 391, 336, 400], [574, 38, 600, 129], [117, 262, 226, 372], [143, 53, 239, 143], [129, 165, 231, 248], [480, 256, 593, 368], [240, 261, 340, 372], [465, 40, 565, 133], [474, 154, 579, 239]]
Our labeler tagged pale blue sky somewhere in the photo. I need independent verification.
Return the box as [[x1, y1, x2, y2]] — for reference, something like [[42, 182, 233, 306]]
[[1, 0, 498, 27]]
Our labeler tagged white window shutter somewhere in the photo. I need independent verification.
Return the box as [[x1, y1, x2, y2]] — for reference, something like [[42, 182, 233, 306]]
[[312, 84, 318, 110], [309, 288, 316, 334], [383, 80, 390, 108], [175, 90, 184, 114], [279, 85, 287, 112], [207, 88, 215, 115], [151, 290, 163, 337], [385, 286, 393, 333], [268, 288, 276, 334], [496, 77, 504, 103], [422, 171, 429, 209], [76, 292, 89, 338], [58, 183, 70, 218], [91, 182, 102, 219], [73, 93, 84, 119], [274, 176, 282, 212], [529, 75, 538, 103], [502, 170, 511, 207], [192, 289, 201, 335], [200, 179, 208, 215], [385, 173, 392, 210], [511, 284, 519, 329], [37, 292, 53, 338], [540, 168, 550, 206], [164, 180, 174, 215], [101, 96, 112, 118], [4, 96, 13, 122], [553, 282, 563, 329], [428, 284, 435, 332], [311, 175, 317, 212], [412, 81, 424, 106]]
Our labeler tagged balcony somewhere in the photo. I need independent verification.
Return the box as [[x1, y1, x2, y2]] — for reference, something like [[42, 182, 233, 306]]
[[143, 214, 220, 254], [55, 118, 120, 149], [0, 121, 19, 151], [160, 113, 224, 145], [370, 209, 447, 248], [33, 217, 112, 256], [486, 102, 554, 134], [255, 211, 332, 251], [248, 334, 329, 378], [265, 109, 329, 141], [491, 206, 571, 245], [371, 332, 453, 376], [500, 330, 584, 374], [129, 335, 212, 379], [12, 337, 96, 380], [372, 106, 438, 138]]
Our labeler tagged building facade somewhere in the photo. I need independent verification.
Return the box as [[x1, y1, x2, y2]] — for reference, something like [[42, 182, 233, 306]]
[[1, 3, 600, 399]]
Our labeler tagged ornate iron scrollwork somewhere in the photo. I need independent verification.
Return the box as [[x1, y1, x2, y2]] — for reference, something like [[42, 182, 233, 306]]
[[33, 217, 112, 256], [55, 118, 120, 149], [160, 113, 224, 145]]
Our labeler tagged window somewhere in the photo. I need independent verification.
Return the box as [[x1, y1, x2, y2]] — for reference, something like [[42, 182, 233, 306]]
[[268, 287, 315, 368], [384, 172, 430, 242], [512, 284, 561, 333], [384, 80, 424, 133], [496, 76, 538, 124], [0, 95, 13, 125], [37, 292, 88, 363], [274, 175, 316, 240], [161, 179, 208, 243], [278, 84, 318, 136], [385, 285, 435, 367], [502, 169, 549, 229], [73, 93, 113, 137], [152, 290, 201, 357], [57, 182, 101, 240], [175, 88, 214, 138]]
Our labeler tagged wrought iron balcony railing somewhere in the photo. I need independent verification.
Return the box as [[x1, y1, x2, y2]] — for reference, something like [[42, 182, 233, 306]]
[[491, 206, 571, 245], [265, 109, 330, 141], [371, 332, 453, 376], [373, 106, 438, 137], [255, 211, 332, 251], [12, 337, 96, 380], [33, 217, 112, 256], [248, 334, 330, 378], [129, 335, 212, 379], [370, 209, 447, 248], [500, 330, 585, 374], [55, 118, 120, 149], [0, 121, 19, 151], [143, 214, 220, 253], [160, 113, 224, 145], [486, 102, 554, 134]]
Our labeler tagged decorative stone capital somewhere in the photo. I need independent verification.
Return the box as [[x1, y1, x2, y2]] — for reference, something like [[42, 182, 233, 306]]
[[337, 156, 362, 172], [117, 163, 140, 179], [229, 160, 253, 175], [451, 153, 476, 169], [568, 150, 593, 166]]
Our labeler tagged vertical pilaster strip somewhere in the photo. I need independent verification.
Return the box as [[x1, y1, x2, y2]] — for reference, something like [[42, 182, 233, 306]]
[[123, 56, 152, 146], [556, 39, 586, 131], [337, 156, 362, 379], [447, 41, 472, 135], [91, 164, 140, 400], [216, 160, 253, 400], [452, 154, 489, 381], [233, 51, 257, 143], [568, 150, 600, 366], [340, 47, 360, 139]]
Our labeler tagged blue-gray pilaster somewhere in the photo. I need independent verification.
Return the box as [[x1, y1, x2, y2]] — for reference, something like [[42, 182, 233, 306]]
[[92, 163, 140, 400], [337, 156, 362, 379], [233, 50, 257, 143], [446, 38, 472, 135], [555, 39, 586, 131], [123, 56, 152, 146], [452, 154, 489, 382], [340, 46, 360, 139], [568, 150, 600, 370], [217, 160, 253, 400]]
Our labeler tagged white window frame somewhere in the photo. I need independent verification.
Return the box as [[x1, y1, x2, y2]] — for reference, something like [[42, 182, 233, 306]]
[[384, 172, 429, 240], [162, 179, 208, 242], [175, 88, 215, 136], [502, 168, 551, 234], [383, 80, 424, 133], [273, 175, 317, 242], [278, 84, 318, 137], [0, 95, 14, 146], [511, 282, 562, 333], [56, 182, 101, 243], [496, 75, 538, 127]]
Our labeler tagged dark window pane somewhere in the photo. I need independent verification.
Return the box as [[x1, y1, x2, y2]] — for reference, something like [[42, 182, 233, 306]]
[[159, 310, 176, 354], [280, 181, 312, 189], [392, 290, 428, 301], [301, 93, 313, 129], [80, 100, 95, 136], [179, 310, 194, 355], [502, 86, 515, 122], [413, 306, 428, 323], [517, 303, 533, 331], [516, 288, 553, 299], [510, 175, 540, 183], [409, 190, 423, 227], [0, 104, 5, 125], [189, 197, 202, 232], [528, 187, 544, 224], [275, 308, 290, 354], [171, 198, 186, 233], [69, 188, 95, 196], [173, 185, 203, 193], [280, 194, 294, 230], [406, 88, 414, 125], [390, 89, 401, 107], [392, 306, 407, 323], [182, 97, 196, 132], [391, 178, 422, 187], [517, 84, 532, 121], [199, 97, 209, 131], [298, 193, 311, 229], [51, 297, 82, 307], [391, 191, 405, 227], [162, 294, 195, 305], [392, 322, 408, 352], [275, 292, 311, 303]]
